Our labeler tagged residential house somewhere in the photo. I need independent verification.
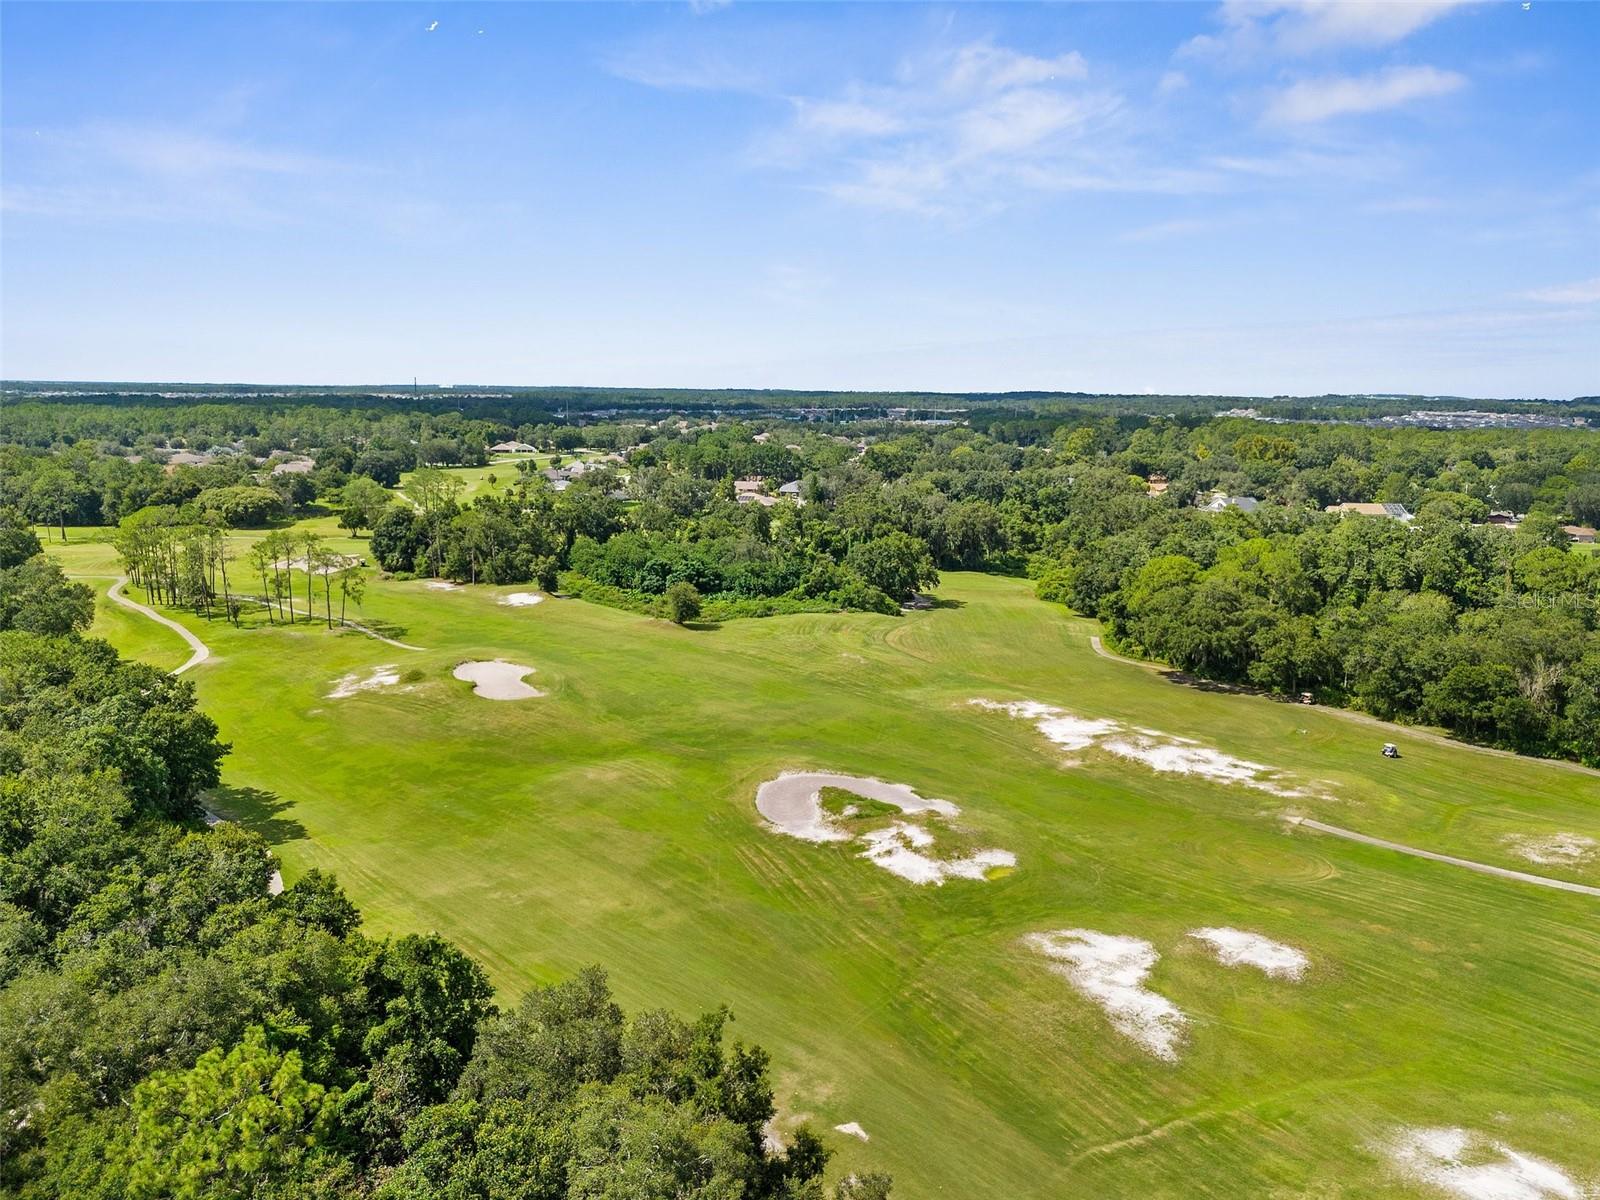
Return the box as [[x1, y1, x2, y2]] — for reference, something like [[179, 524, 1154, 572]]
[[1325, 502, 1414, 522], [1200, 492, 1261, 513]]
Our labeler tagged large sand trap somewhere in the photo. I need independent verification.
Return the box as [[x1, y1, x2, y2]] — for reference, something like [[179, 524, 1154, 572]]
[[425, 580, 459, 591], [1025, 929, 1186, 1061], [1190, 927, 1309, 980], [859, 823, 1016, 885], [1388, 1127, 1582, 1200], [755, 772, 957, 843], [834, 1122, 870, 1142], [453, 660, 543, 700], [754, 772, 1013, 885], [972, 699, 1304, 796], [498, 592, 545, 607], [1501, 833, 1597, 867], [326, 664, 401, 699]]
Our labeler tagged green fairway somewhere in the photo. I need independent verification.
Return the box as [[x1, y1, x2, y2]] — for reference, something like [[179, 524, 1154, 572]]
[[46, 542, 1600, 1196]]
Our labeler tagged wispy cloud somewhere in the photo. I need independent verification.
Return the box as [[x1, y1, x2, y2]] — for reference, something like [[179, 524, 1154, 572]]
[[1522, 277, 1600, 304], [1118, 217, 1217, 243], [1184, 0, 1479, 60], [1264, 65, 1466, 123]]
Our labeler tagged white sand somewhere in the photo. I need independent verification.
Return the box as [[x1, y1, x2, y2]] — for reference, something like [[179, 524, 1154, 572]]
[[498, 592, 545, 607], [1388, 1127, 1582, 1200], [1501, 833, 1597, 867], [754, 772, 1014, 884], [755, 772, 957, 843], [425, 580, 459, 591], [973, 698, 1303, 795], [858, 823, 1016, 886], [834, 1122, 870, 1142], [1026, 929, 1187, 1061], [326, 664, 401, 699], [1190, 927, 1309, 980], [268, 870, 284, 895], [453, 660, 543, 700]]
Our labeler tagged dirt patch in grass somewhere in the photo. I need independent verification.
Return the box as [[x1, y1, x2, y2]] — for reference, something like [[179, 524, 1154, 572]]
[[972, 698, 1309, 797], [1386, 1126, 1583, 1200], [1189, 927, 1309, 980], [1026, 929, 1187, 1061]]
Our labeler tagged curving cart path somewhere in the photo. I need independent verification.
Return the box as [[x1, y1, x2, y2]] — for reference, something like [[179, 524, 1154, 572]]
[[109, 577, 210, 675]]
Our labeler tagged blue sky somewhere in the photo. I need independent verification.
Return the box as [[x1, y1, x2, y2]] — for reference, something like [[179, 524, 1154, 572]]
[[2, 1, 1596, 397]]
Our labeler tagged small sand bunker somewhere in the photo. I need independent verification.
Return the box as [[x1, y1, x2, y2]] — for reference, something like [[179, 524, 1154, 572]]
[[1190, 927, 1309, 980], [1501, 833, 1597, 868], [834, 1122, 870, 1142], [860, 822, 1016, 885], [327, 664, 401, 699], [498, 592, 545, 607], [453, 660, 543, 700], [1026, 929, 1186, 1061], [425, 580, 459, 591], [755, 772, 957, 843], [1388, 1127, 1582, 1200], [972, 699, 1305, 796], [754, 772, 1013, 885]]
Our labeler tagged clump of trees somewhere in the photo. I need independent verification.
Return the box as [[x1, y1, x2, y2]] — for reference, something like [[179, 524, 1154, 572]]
[[0, 542, 890, 1200]]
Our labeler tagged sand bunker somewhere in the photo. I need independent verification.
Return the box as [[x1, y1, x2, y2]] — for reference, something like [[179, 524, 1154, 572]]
[[425, 580, 459, 591], [326, 664, 401, 699], [1190, 927, 1308, 980], [1501, 833, 1597, 867], [498, 592, 544, 607], [1388, 1127, 1582, 1200], [755, 773, 957, 843], [1026, 929, 1186, 1061], [972, 699, 1304, 796], [754, 772, 1013, 885], [834, 1122, 870, 1142], [453, 660, 543, 700]]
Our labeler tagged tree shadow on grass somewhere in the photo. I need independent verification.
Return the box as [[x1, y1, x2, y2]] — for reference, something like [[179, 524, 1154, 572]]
[[681, 619, 724, 632], [203, 784, 309, 847], [929, 597, 966, 610]]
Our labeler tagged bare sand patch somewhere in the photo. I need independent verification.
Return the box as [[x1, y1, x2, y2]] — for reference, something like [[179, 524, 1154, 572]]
[[425, 580, 459, 591], [754, 772, 1013, 884], [1025, 929, 1186, 1061], [1387, 1127, 1583, 1200], [972, 698, 1304, 796], [285, 553, 363, 576], [1189, 927, 1308, 980], [327, 664, 401, 699], [453, 660, 543, 700], [859, 823, 1016, 885], [498, 592, 545, 607], [1501, 833, 1597, 868], [834, 1122, 870, 1142]]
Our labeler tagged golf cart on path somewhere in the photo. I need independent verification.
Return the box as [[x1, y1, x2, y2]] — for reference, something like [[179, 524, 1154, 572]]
[[1382, 742, 1400, 759]]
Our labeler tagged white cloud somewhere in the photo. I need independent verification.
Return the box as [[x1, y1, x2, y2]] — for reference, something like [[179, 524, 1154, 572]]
[[1185, 1, 1479, 59], [943, 43, 1088, 93], [1522, 277, 1600, 304], [1264, 65, 1466, 123], [791, 98, 905, 139], [1157, 70, 1190, 95]]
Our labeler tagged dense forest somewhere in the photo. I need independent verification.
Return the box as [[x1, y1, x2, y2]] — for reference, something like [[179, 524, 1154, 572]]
[[4, 396, 1598, 762], [0, 522, 888, 1199]]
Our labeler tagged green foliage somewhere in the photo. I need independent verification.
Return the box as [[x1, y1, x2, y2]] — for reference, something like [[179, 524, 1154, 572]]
[[663, 581, 702, 625], [0, 556, 95, 634]]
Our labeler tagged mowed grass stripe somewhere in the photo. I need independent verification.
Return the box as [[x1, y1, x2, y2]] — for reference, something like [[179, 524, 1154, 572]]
[[47, 536, 1600, 1198]]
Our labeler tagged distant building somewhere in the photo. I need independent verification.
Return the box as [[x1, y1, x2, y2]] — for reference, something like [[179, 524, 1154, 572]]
[[1563, 524, 1597, 544], [1200, 492, 1261, 513], [777, 480, 803, 498], [1145, 473, 1169, 496], [1486, 511, 1519, 527], [489, 440, 537, 453], [733, 478, 765, 496], [1326, 502, 1414, 522], [165, 450, 211, 467], [270, 456, 315, 476]]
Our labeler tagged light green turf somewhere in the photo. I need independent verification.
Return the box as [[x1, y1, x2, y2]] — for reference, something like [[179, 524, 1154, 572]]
[[43, 537, 1600, 1197]]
